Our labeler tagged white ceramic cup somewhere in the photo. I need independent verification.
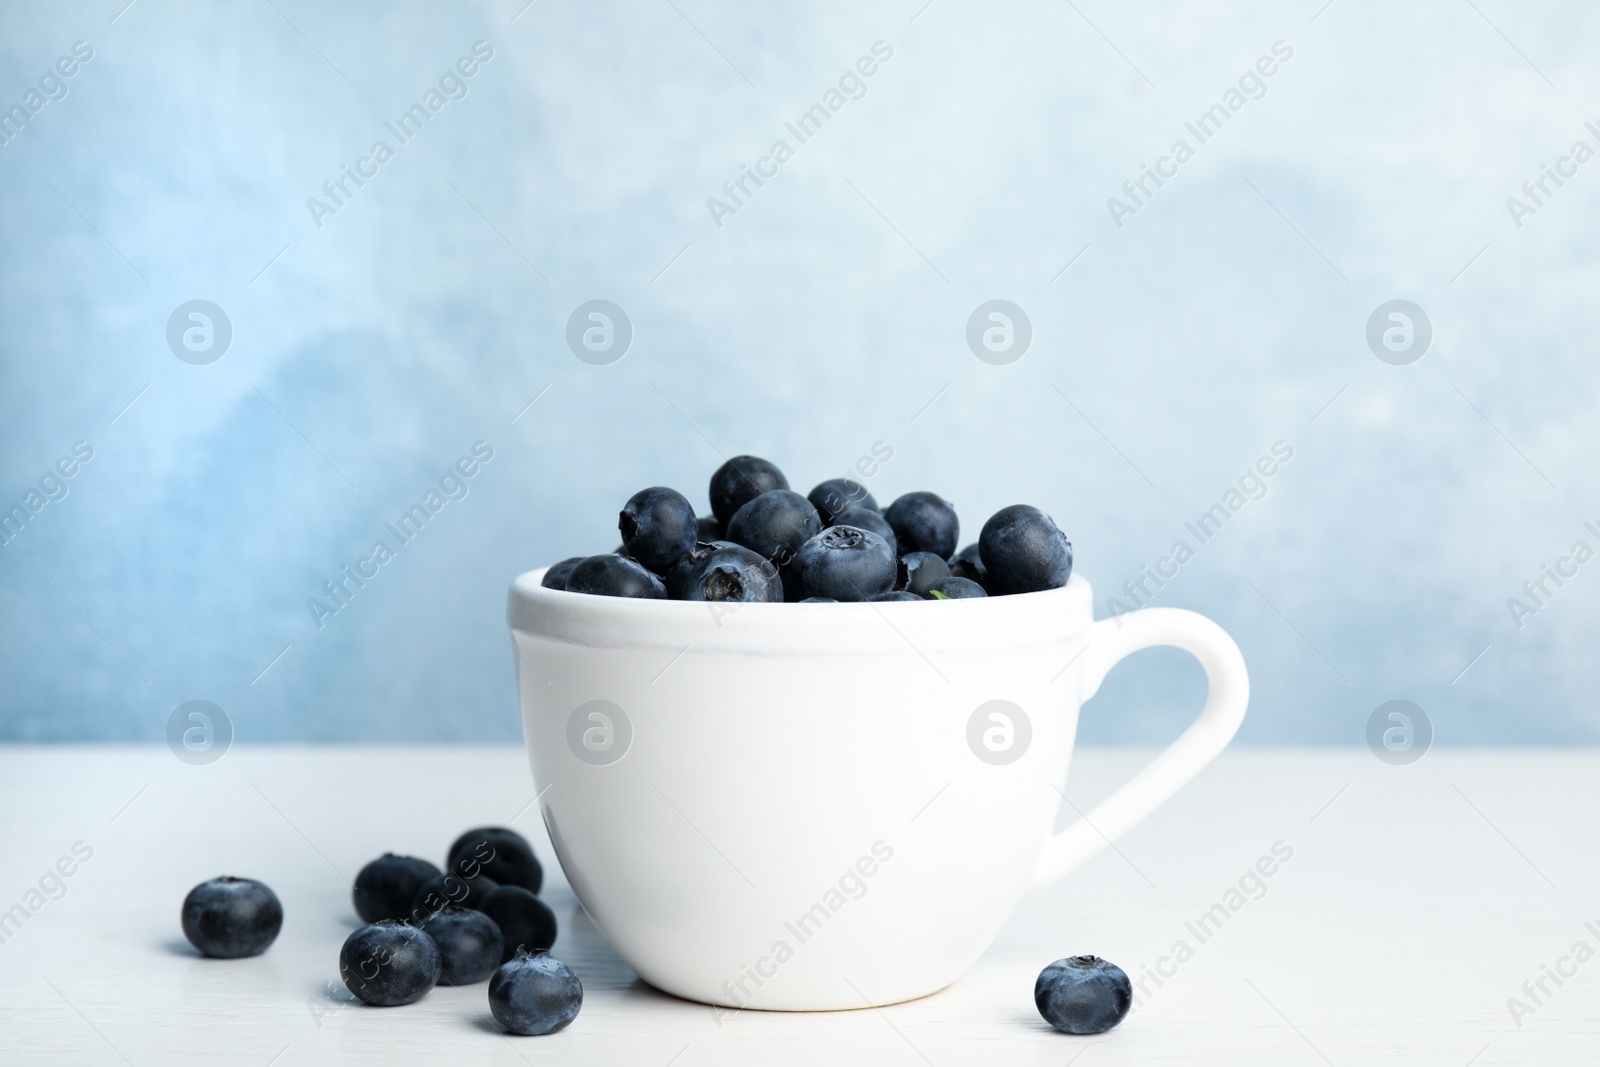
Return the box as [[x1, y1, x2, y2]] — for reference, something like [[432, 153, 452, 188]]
[[508, 569, 1248, 1011]]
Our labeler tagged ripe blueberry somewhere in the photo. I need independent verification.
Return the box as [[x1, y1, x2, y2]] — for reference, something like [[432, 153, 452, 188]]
[[1034, 955, 1132, 1034], [541, 557, 585, 590], [564, 554, 667, 599], [353, 854, 441, 923], [666, 541, 783, 602], [896, 551, 950, 596], [480, 885, 558, 961], [180, 877, 283, 959], [726, 490, 821, 568], [948, 542, 988, 588], [927, 576, 987, 599], [808, 478, 878, 524], [412, 872, 499, 919], [885, 492, 959, 559], [979, 505, 1072, 595], [447, 826, 543, 895], [791, 526, 897, 601], [489, 949, 584, 1036], [709, 455, 789, 527], [618, 486, 697, 573], [419, 906, 504, 985], [696, 515, 722, 542], [832, 506, 897, 555], [867, 590, 923, 602], [341, 920, 441, 1006], [799, 596, 838, 603]]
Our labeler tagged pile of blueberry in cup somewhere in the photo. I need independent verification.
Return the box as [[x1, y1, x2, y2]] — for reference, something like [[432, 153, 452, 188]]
[[542, 455, 1074, 603]]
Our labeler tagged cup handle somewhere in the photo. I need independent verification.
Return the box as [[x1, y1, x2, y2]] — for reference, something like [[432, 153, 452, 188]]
[[1030, 607, 1250, 889]]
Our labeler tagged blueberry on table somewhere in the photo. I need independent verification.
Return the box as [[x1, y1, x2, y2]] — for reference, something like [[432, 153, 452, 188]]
[[725, 490, 821, 567], [480, 885, 558, 961], [1034, 955, 1132, 1034], [867, 590, 923, 602], [564, 554, 667, 599], [341, 920, 441, 1006], [808, 478, 878, 524], [792, 526, 897, 601], [419, 906, 504, 985], [618, 486, 698, 573], [709, 455, 789, 527], [979, 505, 1073, 595], [927, 576, 987, 599], [180, 877, 283, 958], [947, 542, 988, 588], [541, 557, 585, 590], [665, 541, 783, 602], [412, 872, 499, 918], [489, 949, 584, 1036], [897, 551, 950, 596], [832, 506, 897, 555], [447, 826, 543, 894], [353, 854, 441, 923], [885, 492, 959, 559]]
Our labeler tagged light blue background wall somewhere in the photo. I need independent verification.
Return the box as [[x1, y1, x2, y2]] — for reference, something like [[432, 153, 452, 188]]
[[2, 0, 1596, 743]]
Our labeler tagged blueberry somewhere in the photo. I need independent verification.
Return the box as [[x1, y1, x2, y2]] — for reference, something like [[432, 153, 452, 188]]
[[867, 590, 923, 602], [696, 515, 722, 542], [799, 596, 838, 603], [926, 576, 987, 599], [618, 486, 697, 573], [832, 506, 897, 554], [709, 455, 789, 527], [947, 542, 988, 588], [896, 551, 950, 596], [489, 949, 584, 1036], [353, 854, 442, 923], [180, 877, 283, 959], [808, 478, 878, 524], [341, 920, 441, 1006], [1034, 955, 1132, 1034], [447, 827, 543, 895], [726, 490, 821, 568], [419, 906, 504, 985], [541, 557, 585, 590], [412, 872, 499, 919], [480, 885, 559, 961], [792, 526, 897, 601], [564, 554, 666, 599], [979, 505, 1073, 595], [665, 541, 783, 602], [885, 492, 959, 559]]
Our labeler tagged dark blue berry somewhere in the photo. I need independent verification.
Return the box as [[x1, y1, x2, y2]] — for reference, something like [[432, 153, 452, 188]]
[[726, 490, 821, 568], [541, 557, 585, 590], [808, 478, 878, 524], [696, 515, 722, 542], [619, 486, 697, 573], [412, 872, 499, 919], [341, 920, 441, 1006], [867, 590, 923, 602], [897, 551, 950, 596], [1034, 955, 1132, 1034], [799, 596, 838, 603], [666, 541, 782, 601], [180, 877, 282, 959], [480, 885, 558, 961], [447, 827, 542, 895], [565, 554, 667, 599], [947, 543, 988, 588], [709, 455, 789, 527], [419, 906, 504, 985], [353, 854, 441, 923], [980, 505, 1072, 595], [927, 576, 987, 599], [792, 526, 897, 601], [832, 506, 897, 554], [489, 950, 584, 1036], [885, 492, 959, 559]]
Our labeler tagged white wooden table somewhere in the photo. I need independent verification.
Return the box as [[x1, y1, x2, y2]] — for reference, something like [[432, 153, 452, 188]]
[[0, 747, 1592, 1065]]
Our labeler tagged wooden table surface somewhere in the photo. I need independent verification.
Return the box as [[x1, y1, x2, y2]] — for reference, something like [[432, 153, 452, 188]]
[[0, 746, 1592, 1065]]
